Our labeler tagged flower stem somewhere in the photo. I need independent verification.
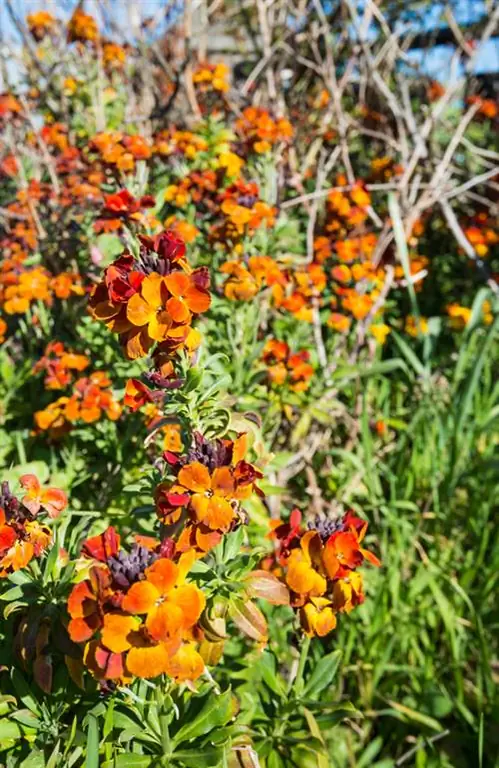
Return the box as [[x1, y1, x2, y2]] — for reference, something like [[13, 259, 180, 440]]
[[293, 635, 311, 695], [160, 712, 171, 757]]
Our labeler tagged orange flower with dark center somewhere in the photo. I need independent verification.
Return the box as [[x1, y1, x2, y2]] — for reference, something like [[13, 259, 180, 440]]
[[116, 554, 205, 678], [175, 462, 238, 530]]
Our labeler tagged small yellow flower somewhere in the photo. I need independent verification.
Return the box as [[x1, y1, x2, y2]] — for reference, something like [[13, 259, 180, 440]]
[[370, 323, 391, 345]]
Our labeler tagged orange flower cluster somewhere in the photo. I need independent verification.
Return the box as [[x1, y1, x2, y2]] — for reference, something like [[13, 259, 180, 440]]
[[67, 8, 99, 44], [34, 372, 122, 436], [0, 263, 84, 316], [0, 475, 67, 578], [154, 129, 209, 160], [269, 509, 380, 636], [235, 107, 293, 154], [326, 183, 371, 233], [89, 132, 152, 173], [102, 42, 127, 70], [261, 339, 314, 392], [27, 11, 56, 40], [164, 170, 218, 209], [32, 341, 89, 390], [464, 218, 498, 257], [89, 230, 210, 360], [94, 189, 156, 233], [221, 255, 286, 301], [370, 156, 403, 182], [67, 527, 206, 682], [447, 300, 493, 329], [467, 95, 498, 120], [193, 62, 230, 94], [212, 181, 275, 249], [155, 432, 263, 554], [274, 263, 326, 322]]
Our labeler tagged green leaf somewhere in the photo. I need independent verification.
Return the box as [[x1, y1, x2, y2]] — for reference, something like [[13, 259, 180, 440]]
[[266, 751, 286, 768], [86, 714, 100, 768], [259, 651, 286, 698], [356, 736, 384, 768], [173, 745, 227, 767], [172, 689, 233, 746], [103, 757, 152, 768], [11, 670, 41, 716], [0, 719, 22, 740], [315, 702, 361, 728], [385, 700, 443, 732], [95, 233, 124, 263], [10, 709, 41, 729], [303, 650, 342, 699]]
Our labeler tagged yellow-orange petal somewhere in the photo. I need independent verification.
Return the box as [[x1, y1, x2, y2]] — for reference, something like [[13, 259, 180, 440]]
[[40, 487, 67, 518], [144, 557, 179, 596], [122, 580, 159, 614], [166, 296, 191, 324], [101, 613, 138, 653], [205, 496, 235, 530], [176, 550, 197, 584], [286, 561, 325, 596], [141, 273, 166, 307], [191, 493, 210, 522], [178, 462, 211, 493], [126, 642, 171, 679], [185, 287, 210, 314], [148, 310, 172, 341], [146, 601, 184, 643], [67, 581, 94, 618], [20, 474, 41, 498], [126, 293, 153, 327], [232, 434, 247, 464], [322, 547, 340, 580], [164, 643, 204, 681], [169, 584, 206, 628], [124, 327, 154, 360], [164, 271, 190, 297], [211, 466, 235, 498], [68, 617, 97, 643]]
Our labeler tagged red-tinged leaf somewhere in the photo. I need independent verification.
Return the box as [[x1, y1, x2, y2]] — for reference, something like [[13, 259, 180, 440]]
[[244, 570, 290, 605], [33, 655, 52, 693], [229, 597, 268, 642]]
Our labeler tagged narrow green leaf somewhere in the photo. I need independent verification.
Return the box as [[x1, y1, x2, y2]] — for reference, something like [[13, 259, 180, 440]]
[[86, 714, 100, 768], [303, 650, 342, 699], [172, 689, 233, 746]]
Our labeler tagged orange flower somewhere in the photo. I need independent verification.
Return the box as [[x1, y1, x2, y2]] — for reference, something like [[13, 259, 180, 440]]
[[127, 274, 175, 341], [447, 303, 472, 329], [67, 8, 99, 43], [27, 11, 56, 40], [331, 572, 364, 613], [176, 463, 238, 530], [286, 532, 327, 598], [20, 474, 67, 519], [119, 554, 206, 678], [300, 597, 337, 637], [0, 480, 57, 578], [221, 261, 258, 301], [271, 510, 380, 637]]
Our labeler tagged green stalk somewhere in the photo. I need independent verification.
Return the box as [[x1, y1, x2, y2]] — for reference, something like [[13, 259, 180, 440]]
[[158, 678, 171, 758], [293, 635, 311, 695]]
